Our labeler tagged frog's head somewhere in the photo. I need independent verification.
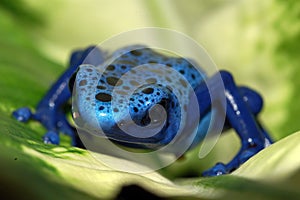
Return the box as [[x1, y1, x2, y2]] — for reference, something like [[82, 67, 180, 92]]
[[72, 64, 182, 149]]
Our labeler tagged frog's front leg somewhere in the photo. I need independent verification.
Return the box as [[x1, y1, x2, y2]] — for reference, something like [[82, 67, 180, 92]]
[[195, 71, 272, 176], [13, 46, 104, 146]]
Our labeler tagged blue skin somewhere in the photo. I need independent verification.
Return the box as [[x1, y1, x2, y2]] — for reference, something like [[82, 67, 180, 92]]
[[13, 45, 273, 176]]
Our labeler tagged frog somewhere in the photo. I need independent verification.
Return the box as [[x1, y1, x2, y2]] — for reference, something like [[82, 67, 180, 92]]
[[12, 45, 273, 176]]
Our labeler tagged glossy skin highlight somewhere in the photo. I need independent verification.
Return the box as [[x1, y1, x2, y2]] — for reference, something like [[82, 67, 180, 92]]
[[13, 45, 273, 176]]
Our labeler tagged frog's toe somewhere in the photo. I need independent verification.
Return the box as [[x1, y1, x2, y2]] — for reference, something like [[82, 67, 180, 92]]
[[12, 107, 32, 122], [43, 131, 60, 145], [202, 162, 228, 177]]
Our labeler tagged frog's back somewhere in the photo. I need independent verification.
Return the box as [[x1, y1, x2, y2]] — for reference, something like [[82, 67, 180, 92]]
[[106, 45, 206, 89], [75, 45, 208, 150]]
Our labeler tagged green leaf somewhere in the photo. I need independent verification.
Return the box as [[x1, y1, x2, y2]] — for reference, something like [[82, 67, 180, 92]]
[[233, 131, 300, 180], [1, 108, 300, 199], [178, 132, 300, 200]]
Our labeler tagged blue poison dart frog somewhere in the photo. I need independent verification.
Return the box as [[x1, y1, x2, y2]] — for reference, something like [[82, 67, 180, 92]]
[[13, 45, 273, 176]]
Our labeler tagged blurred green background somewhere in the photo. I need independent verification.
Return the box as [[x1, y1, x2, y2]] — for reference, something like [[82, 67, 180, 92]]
[[0, 0, 299, 199], [2, 0, 299, 139]]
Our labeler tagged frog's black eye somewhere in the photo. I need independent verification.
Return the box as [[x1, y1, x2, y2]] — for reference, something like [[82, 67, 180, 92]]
[[68, 70, 78, 92]]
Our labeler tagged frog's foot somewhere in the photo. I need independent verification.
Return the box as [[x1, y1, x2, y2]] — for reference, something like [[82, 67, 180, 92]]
[[40, 119, 83, 147], [43, 131, 60, 145], [12, 107, 33, 122], [202, 144, 264, 176], [56, 112, 84, 148], [58, 122, 84, 148], [13, 107, 59, 144], [202, 163, 227, 176]]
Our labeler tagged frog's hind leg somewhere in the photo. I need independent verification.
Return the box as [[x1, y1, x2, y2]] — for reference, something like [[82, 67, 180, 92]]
[[195, 71, 273, 176], [238, 86, 273, 145]]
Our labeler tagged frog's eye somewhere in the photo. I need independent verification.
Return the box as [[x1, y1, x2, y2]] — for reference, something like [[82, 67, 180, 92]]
[[116, 103, 167, 138], [69, 70, 79, 92], [148, 103, 167, 125]]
